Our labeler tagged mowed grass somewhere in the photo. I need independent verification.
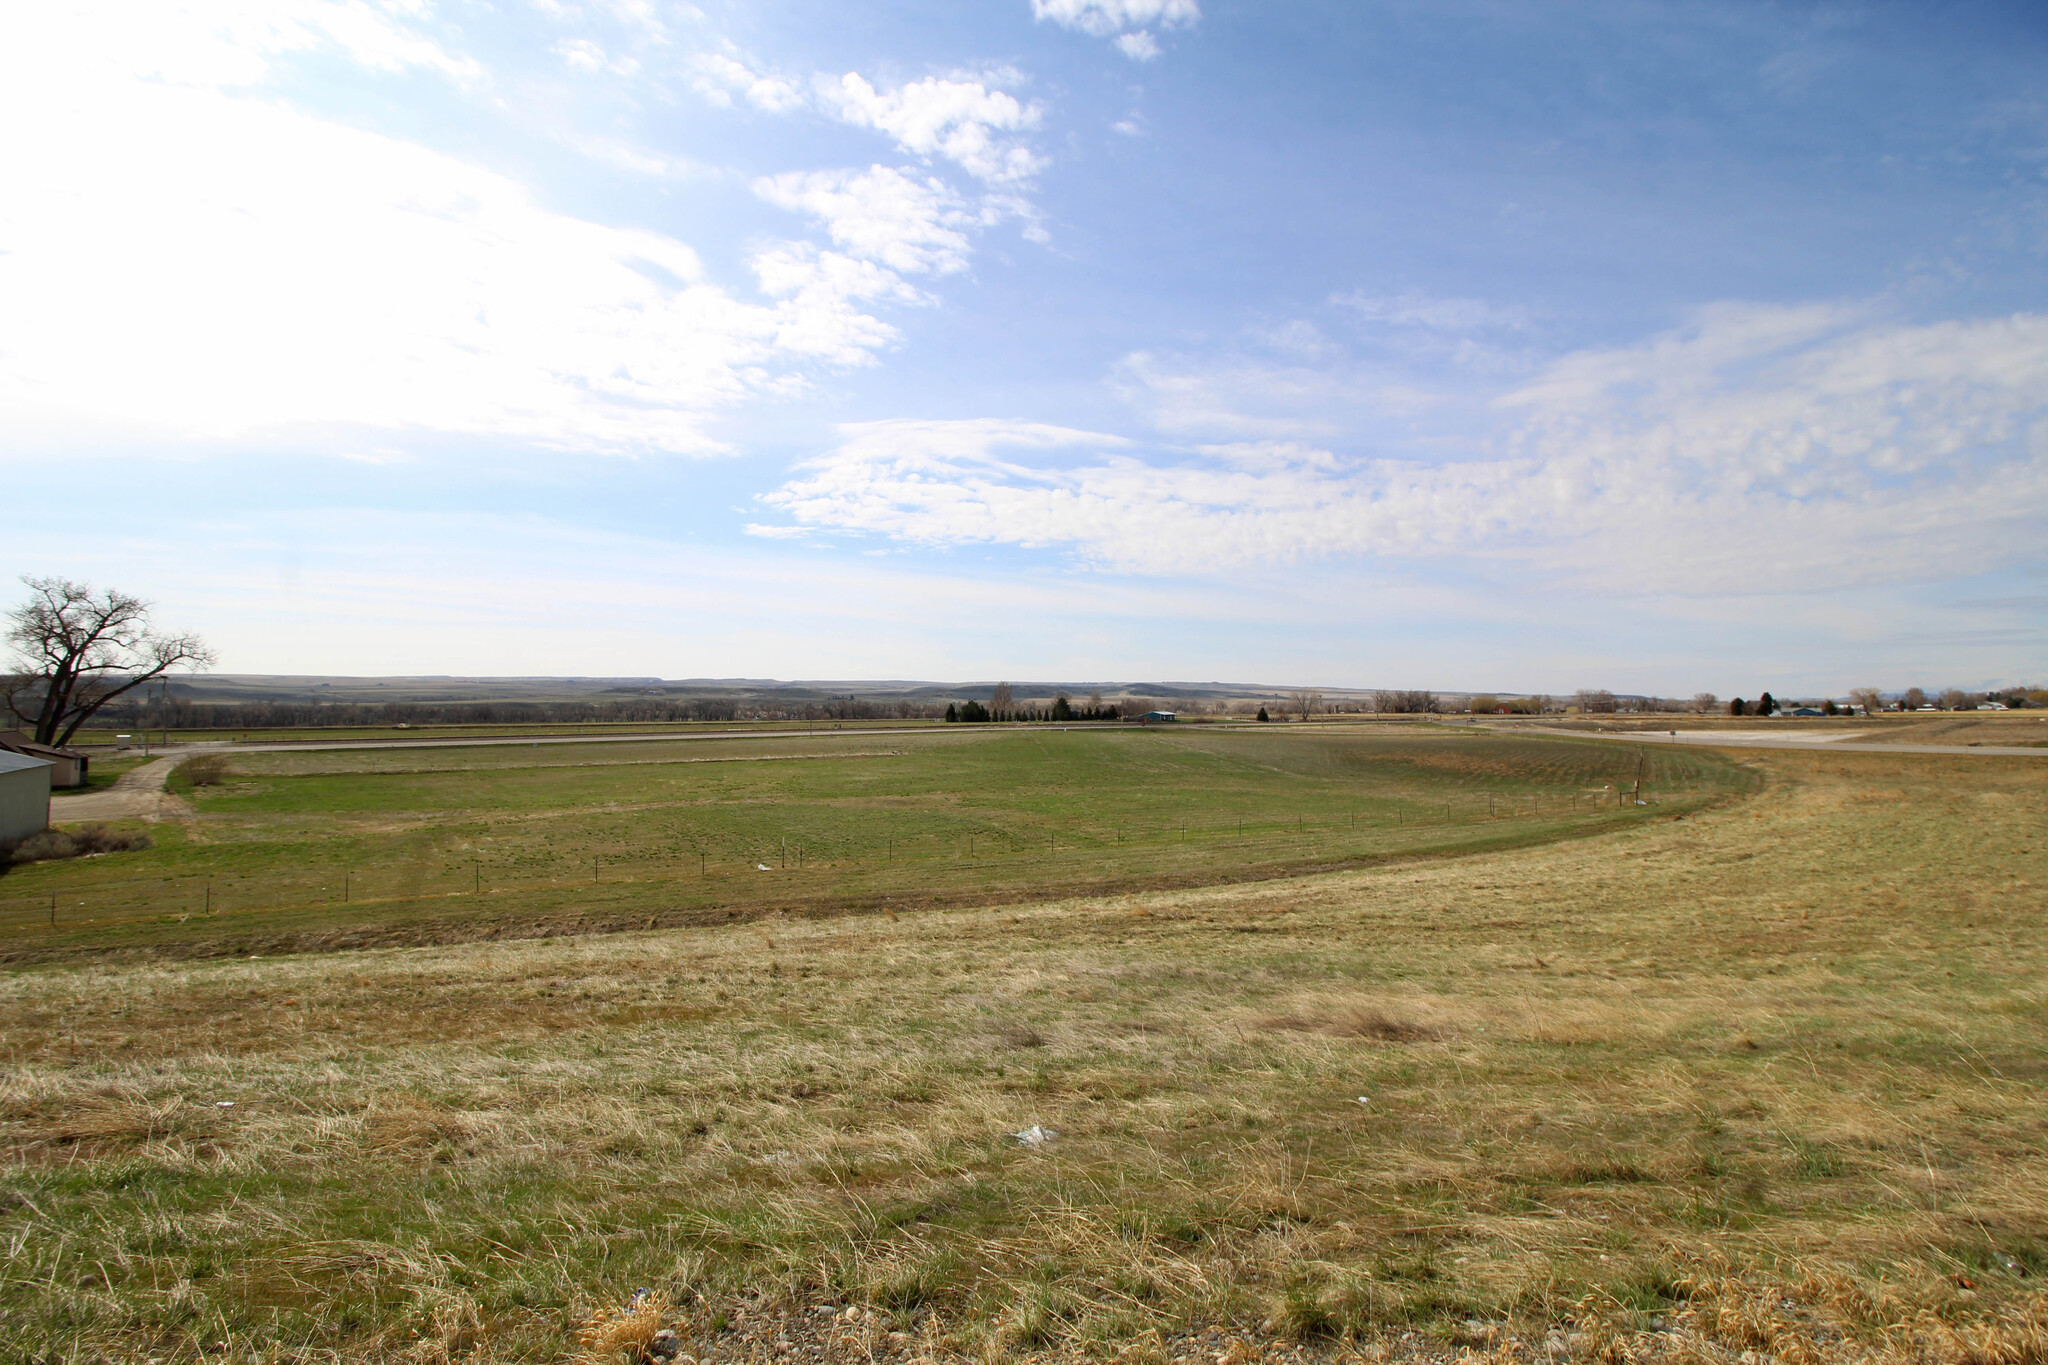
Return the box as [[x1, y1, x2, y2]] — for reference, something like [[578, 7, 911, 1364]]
[[0, 745, 2044, 1362], [1, 727, 1740, 959]]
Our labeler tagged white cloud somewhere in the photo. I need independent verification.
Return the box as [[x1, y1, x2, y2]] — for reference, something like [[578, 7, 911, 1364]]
[[0, 3, 906, 457], [553, 37, 639, 77], [756, 308, 2048, 591], [754, 167, 979, 276], [1032, 0, 1200, 38], [41, 0, 482, 91], [817, 73, 1046, 185], [1033, 0, 1197, 59], [1114, 31, 1161, 61], [747, 244, 914, 360], [686, 51, 806, 112]]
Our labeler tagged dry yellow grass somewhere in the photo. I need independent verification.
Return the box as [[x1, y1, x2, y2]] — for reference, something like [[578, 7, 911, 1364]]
[[0, 747, 2042, 1363]]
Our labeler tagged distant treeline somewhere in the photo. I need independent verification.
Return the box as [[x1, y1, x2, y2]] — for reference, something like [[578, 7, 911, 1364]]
[[946, 698, 1125, 723]]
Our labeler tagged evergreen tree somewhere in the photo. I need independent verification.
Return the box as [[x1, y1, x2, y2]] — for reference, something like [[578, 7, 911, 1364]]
[[1256, 706, 1270, 722]]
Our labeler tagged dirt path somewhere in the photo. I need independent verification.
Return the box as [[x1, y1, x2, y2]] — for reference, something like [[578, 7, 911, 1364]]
[[47, 757, 193, 823]]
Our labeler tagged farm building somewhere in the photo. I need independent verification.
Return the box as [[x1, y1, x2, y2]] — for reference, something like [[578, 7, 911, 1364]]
[[0, 751, 53, 843], [1141, 710, 1178, 723], [0, 730, 90, 787]]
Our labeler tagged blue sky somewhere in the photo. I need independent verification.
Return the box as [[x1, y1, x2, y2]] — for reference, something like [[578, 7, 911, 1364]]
[[4, 0, 2046, 695]]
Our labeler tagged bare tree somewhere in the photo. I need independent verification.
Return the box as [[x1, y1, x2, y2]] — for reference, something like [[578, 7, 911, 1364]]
[[1848, 687, 1882, 716], [1691, 692, 1719, 715], [1938, 687, 1969, 711], [1469, 694, 1499, 715], [989, 682, 1014, 721], [1373, 689, 1437, 714], [5, 576, 215, 747], [1901, 687, 1928, 711], [1289, 690, 1322, 721], [1575, 688, 1619, 714]]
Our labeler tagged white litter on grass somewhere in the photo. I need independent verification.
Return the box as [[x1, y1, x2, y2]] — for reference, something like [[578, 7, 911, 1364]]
[[1356, 1096, 1371, 1106], [215, 1101, 234, 1108], [1011, 1125, 1058, 1147], [756, 863, 771, 871]]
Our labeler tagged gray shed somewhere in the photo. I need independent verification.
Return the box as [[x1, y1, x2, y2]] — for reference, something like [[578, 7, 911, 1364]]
[[0, 751, 53, 843]]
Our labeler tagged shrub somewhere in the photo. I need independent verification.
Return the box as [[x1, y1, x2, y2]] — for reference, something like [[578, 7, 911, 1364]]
[[3, 822, 153, 868]]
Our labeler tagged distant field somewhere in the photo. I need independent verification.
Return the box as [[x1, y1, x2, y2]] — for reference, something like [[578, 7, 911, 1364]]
[[1, 745, 2043, 1363], [1528, 711, 2048, 746], [5, 726, 1740, 960], [65, 717, 950, 747]]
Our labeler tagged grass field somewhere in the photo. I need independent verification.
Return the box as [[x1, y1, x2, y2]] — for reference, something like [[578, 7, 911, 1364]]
[[1531, 712, 2048, 747], [2, 735, 2044, 1364], [3, 727, 1739, 960], [64, 718, 949, 748]]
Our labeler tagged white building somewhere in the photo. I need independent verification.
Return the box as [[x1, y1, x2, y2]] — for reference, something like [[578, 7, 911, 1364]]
[[0, 751, 54, 843]]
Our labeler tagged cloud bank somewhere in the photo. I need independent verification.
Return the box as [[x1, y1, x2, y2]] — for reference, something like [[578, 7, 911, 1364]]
[[757, 306, 2048, 591], [0, 3, 927, 457]]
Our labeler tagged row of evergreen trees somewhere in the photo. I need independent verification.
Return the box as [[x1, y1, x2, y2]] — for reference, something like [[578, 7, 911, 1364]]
[[945, 697, 1124, 723]]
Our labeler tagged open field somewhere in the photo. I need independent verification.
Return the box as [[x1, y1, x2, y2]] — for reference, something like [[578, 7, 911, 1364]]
[[1, 739, 2044, 1364], [1521, 713, 2048, 747], [5, 728, 1738, 961], [64, 719, 952, 749]]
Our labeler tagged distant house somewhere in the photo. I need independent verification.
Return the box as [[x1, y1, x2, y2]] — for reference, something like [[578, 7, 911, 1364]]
[[1787, 707, 1826, 717], [1141, 710, 1178, 723], [0, 751, 53, 843], [0, 731, 90, 788]]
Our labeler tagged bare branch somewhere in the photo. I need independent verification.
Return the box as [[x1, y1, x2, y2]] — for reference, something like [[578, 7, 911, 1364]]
[[6, 575, 215, 746]]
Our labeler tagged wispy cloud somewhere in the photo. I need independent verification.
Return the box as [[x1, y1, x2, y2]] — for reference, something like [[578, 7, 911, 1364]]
[[685, 50, 807, 112], [1331, 290, 1535, 334], [816, 72, 1047, 186], [755, 166, 981, 277], [754, 307, 2048, 591], [0, 3, 927, 457], [1032, 0, 1199, 61]]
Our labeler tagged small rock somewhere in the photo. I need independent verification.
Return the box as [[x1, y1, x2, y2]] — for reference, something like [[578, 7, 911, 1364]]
[[1011, 1124, 1058, 1146], [645, 1328, 681, 1360]]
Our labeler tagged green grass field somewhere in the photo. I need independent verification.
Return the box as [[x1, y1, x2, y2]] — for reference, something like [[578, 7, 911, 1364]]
[[64, 717, 948, 748], [3, 727, 1745, 961], [5, 731, 2044, 1365]]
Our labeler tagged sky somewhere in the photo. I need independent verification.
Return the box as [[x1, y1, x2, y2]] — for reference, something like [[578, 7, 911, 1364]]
[[4, 0, 2046, 696]]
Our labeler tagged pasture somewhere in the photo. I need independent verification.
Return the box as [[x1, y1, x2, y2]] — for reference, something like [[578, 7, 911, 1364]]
[[3, 726, 1736, 960], [1, 732, 2044, 1365]]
